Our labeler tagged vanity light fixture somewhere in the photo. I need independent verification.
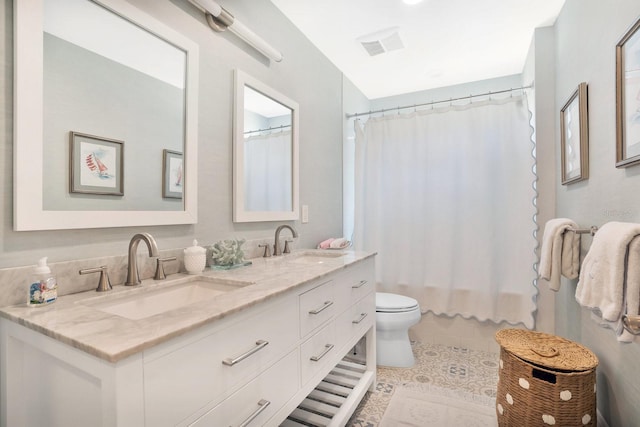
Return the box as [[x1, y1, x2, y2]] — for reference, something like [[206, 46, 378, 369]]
[[188, 0, 283, 62]]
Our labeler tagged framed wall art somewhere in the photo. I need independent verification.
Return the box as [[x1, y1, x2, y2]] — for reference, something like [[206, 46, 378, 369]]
[[616, 17, 640, 168], [162, 149, 183, 199], [560, 82, 589, 185], [69, 131, 124, 195]]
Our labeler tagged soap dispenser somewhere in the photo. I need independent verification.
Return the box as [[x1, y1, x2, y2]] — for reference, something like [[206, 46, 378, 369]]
[[184, 240, 206, 274], [28, 257, 58, 306]]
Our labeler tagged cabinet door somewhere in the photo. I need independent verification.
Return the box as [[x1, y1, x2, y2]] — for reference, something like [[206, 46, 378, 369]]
[[299, 280, 335, 338], [333, 258, 375, 314], [335, 292, 375, 351], [191, 349, 299, 427], [144, 296, 298, 426], [300, 321, 337, 386]]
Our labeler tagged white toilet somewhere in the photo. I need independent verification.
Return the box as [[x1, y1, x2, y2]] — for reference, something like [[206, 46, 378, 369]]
[[375, 292, 421, 368]]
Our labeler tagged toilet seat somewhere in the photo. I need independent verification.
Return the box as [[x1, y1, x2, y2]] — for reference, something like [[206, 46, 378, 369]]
[[376, 292, 419, 313]]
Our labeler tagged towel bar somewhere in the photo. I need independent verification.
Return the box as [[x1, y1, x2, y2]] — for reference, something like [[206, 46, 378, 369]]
[[622, 314, 640, 335], [567, 226, 598, 236]]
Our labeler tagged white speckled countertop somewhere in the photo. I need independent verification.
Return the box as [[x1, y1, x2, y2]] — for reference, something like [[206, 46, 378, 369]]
[[0, 250, 375, 363]]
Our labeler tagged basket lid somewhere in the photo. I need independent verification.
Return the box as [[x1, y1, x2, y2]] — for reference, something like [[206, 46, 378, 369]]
[[495, 329, 598, 372]]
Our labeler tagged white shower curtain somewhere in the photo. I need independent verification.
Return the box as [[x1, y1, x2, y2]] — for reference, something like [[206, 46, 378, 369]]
[[353, 96, 537, 328], [244, 130, 292, 211]]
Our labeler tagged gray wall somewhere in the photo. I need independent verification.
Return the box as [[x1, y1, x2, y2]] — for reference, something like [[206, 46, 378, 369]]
[[552, 0, 640, 425], [0, 0, 344, 269], [369, 74, 523, 111]]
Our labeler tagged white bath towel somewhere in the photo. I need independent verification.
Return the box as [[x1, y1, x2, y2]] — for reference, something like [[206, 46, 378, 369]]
[[576, 221, 640, 322], [539, 218, 581, 291]]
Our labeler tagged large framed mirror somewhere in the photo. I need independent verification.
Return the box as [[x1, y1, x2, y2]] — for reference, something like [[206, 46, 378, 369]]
[[13, 0, 199, 230], [233, 70, 299, 222]]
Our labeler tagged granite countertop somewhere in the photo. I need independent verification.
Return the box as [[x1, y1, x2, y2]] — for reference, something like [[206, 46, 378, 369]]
[[0, 250, 375, 363]]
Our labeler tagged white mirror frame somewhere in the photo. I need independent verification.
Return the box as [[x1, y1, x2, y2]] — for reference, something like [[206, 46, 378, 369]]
[[233, 69, 299, 222], [13, 0, 199, 230]]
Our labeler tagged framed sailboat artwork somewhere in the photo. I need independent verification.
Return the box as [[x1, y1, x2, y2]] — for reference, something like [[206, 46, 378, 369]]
[[162, 149, 183, 199], [69, 132, 124, 196]]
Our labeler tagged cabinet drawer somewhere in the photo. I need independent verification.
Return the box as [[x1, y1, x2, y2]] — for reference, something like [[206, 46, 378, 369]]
[[299, 280, 335, 338], [334, 258, 375, 314], [143, 296, 298, 426], [191, 349, 299, 427], [300, 321, 337, 386], [335, 292, 375, 350]]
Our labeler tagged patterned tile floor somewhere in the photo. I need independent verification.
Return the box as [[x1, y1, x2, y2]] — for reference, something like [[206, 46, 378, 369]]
[[347, 342, 500, 426]]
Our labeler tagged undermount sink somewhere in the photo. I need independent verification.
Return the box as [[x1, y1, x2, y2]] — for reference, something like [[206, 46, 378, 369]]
[[286, 250, 346, 265], [85, 276, 252, 320]]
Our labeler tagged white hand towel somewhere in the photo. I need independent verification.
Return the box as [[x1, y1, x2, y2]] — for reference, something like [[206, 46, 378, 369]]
[[329, 237, 350, 249], [576, 221, 640, 322], [539, 218, 580, 291]]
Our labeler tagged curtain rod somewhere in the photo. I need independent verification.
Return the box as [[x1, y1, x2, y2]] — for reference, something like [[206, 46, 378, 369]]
[[244, 124, 291, 134], [345, 84, 533, 119]]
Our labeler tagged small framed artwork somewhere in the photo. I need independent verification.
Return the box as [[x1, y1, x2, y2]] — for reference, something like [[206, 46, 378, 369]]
[[560, 82, 589, 185], [69, 132, 124, 195], [616, 16, 640, 168], [162, 149, 183, 199]]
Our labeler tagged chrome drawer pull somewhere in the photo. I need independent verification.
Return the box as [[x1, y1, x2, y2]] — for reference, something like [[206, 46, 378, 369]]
[[237, 399, 270, 427], [222, 340, 269, 366], [352, 312, 368, 324], [309, 300, 333, 315], [352, 280, 367, 289], [310, 343, 334, 362]]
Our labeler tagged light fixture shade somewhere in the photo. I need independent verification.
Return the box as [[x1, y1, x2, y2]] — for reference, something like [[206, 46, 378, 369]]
[[188, 0, 283, 62], [189, 0, 222, 15], [229, 20, 283, 62]]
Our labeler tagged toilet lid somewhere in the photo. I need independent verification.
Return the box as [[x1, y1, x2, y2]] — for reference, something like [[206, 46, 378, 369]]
[[376, 292, 419, 313]]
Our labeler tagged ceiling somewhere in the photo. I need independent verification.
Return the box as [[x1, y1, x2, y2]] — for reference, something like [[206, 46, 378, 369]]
[[270, 0, 566, 99]]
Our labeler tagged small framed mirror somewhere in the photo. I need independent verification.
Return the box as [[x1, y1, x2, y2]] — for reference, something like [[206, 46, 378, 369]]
[[233, 70, 299, 222], [560, 82, 589, 185]]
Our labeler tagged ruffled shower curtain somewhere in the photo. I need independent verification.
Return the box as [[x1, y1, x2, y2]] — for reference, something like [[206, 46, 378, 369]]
[[353, 96, 537, 328], [244, 130, 292, 211]]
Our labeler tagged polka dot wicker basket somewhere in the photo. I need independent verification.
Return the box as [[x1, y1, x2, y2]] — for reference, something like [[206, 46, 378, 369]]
[[495, 329, 598, 426]]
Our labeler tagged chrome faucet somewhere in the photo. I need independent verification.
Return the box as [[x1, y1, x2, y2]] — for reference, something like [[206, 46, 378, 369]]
[[273, 225, 298, 256], [125, 233, 159, 286]]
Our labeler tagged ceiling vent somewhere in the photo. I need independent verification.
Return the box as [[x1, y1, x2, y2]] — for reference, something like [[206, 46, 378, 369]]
[[357, 27, 404, 56]]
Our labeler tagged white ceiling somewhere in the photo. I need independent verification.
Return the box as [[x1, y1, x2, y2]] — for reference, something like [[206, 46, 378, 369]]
[[270, 0, 566, 99]]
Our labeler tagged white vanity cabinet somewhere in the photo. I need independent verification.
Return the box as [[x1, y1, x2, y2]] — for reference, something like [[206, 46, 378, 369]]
[[0, 255, 376, 427]]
